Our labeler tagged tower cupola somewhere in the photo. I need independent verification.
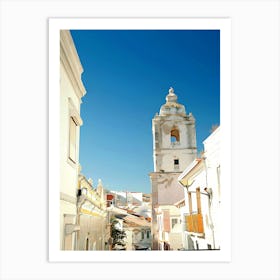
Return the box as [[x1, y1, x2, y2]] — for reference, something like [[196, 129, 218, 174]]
[[159, 87, 187, 116], [166, 87, 178, 102]]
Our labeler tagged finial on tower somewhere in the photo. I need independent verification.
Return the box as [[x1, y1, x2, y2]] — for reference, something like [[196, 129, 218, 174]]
[[166, 87, 178, 103]]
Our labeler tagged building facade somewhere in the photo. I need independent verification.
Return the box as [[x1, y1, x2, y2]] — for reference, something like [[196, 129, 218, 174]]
[[178, 127, 221, 250], [106, 191, 152, 250], [109, 191, 143, 207], [149, 87, 197, 250], [124, 216, 151, 250], [77, 176, 107, 250], [60, 30, 86, 250], [154, 204, 183, 250]]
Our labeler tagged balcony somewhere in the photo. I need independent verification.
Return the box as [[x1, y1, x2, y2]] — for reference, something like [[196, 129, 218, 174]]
[[185, 213, 204, 234]]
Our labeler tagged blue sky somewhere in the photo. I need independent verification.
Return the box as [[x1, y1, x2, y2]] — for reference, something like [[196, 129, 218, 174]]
[[70, 30, 220, 194]]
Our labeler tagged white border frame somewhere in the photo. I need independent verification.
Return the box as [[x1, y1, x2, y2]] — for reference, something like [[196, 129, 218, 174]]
[[49, 17, 231, 262], [1, 0, 279, 279]]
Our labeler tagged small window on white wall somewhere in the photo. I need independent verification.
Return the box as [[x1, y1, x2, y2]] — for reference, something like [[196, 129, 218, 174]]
[[69, 117, 77, 163], [171, 218, 178, 229], [174, 159, 179, 170]]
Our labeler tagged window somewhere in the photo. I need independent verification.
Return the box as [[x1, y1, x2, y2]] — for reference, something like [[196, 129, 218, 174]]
[[170, 128, 180, 143], [141, 231, 144, 240], [185, 188, 204, 234], [171, 218, 178, 229], [69, 117, 77, 163], [68, 98, 83, 164], [171, 136, 177, 143], [147, 230, 150, 239], [174, 159, 179, 170]]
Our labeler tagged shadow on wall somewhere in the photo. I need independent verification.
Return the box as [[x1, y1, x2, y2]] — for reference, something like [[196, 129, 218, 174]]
[[187, 235, 195, 250]]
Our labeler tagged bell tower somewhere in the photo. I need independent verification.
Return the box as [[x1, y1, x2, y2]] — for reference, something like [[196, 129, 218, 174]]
[[152, 87, 197, 173], [150, 87, 197, 250]]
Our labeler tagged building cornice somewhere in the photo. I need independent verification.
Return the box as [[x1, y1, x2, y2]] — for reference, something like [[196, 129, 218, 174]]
[[60, 192, 77, 204], [60, 30, 86, 100]]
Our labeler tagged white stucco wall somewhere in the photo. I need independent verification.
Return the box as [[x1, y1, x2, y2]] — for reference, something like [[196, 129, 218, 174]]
[[60, 65, 81, 198], [203, 127, 221, 249], [179, 127, 221, 250], [152, 115, 197, 173], [60, 30, 86, 250], [110, 191, 143, 206], [124, 229, 133, 250]]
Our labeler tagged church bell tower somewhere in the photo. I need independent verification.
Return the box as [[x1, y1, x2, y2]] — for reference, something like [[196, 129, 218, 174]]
[[150, 87, 197, 249], [152, 87, 197, 174]]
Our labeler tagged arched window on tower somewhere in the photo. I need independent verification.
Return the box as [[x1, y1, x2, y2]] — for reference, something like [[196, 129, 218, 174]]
[[171, 128, 180, 143]]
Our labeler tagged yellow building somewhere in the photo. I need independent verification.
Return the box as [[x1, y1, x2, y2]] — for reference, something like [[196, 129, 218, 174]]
[[60, 30, 86, 250], [77, 176, 107, 250]]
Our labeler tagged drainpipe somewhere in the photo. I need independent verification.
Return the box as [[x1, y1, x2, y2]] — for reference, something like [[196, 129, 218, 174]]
[[202, 156, 216, 249]]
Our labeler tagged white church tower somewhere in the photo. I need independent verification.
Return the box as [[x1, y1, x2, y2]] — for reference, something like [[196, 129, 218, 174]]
[[150, 87, 197, 250]]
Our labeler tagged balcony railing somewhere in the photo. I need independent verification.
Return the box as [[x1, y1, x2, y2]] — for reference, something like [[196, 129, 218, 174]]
[[185, 213, 204, 234]]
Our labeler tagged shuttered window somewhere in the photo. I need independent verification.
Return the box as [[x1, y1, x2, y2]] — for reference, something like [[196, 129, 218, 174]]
[[185, 188, 204, 233], [69, 117, 77, 163], [185, 213, 204, 233]]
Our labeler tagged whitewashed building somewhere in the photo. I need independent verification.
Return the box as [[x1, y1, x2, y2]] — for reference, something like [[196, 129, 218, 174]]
[[109, 190, 143, 207], [107, 206, 151, 250], [153, 204, 183, 250], [178, 127, 221, 250], [60, 30, 86, 250], [149, 87, 197, 250], [124, 215, 151, 250]]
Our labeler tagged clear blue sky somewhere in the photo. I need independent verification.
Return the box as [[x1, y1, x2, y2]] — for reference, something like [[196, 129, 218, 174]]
[[70, 30, 220, 194]]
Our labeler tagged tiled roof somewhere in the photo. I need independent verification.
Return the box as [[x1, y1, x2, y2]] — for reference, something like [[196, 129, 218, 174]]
[[123, 215, 151, 227]]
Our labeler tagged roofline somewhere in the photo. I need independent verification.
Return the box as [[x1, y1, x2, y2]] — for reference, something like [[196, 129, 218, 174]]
[[177, 158, 202, 182], [203, 126, 220, 145]]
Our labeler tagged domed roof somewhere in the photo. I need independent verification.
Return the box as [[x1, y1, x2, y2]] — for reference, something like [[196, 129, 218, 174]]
[[166, 87, 178, 103], [159, 87, 187, 116]]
